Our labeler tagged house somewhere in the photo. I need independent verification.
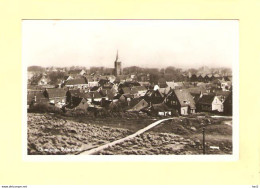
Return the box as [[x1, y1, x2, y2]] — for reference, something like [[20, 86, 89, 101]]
[[43, 88, 67, 108], [158, 81, 174, 96], [197, 94, 225, 112], [89, 91, 103, 102], [66, 89, 87, 104], [190, 74, 198, 82], [116, 75, 128, 83], [111, 93, 122, 102], [197, 74, 206, 82], [65, 78, 88, 89], [159, 87, 171, 96], [129, 86, 146, 98], [27, 92, 48, 108], [215, 90, 231, 100], [149, 103, 173, 116], [205, 74, 215, 82], [166, 81, 175, 89], [98, 79, 110, 87], [134, 86, 148, 97], [119, 87, 131, 95], [173, 82, 184, 89], [90, 86, 101, 92], [102, 82, 114, 90], [158, 78, 167, 88], [143, 89, 164, 104], [220, 80, 232, 91], [165, 89, 196, 115], [187, 87, 206, 103], [224, 92, 232, 115], [120, 93, 134, 103], [63, 75, 73, 81], [99, 89, 112, 100], [139, 81, 150, 87], [37, 75, 49, 85], [65, 97, 89, 111], [87, 78, 99, 88], [127, 99, 149, 112]]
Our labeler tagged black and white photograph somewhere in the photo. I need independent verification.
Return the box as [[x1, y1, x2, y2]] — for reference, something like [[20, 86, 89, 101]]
[[23, 20, 238, 157]]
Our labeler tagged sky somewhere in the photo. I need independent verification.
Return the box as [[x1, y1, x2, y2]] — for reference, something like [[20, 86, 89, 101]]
[[22, 20, 238, 69]]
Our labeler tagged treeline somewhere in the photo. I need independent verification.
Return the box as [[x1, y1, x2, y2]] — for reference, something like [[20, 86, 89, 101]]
[[28, 66, 45, 72]]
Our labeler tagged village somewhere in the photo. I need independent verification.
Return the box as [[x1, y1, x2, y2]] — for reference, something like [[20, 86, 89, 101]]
[[27, 52, 233, 155], [27, 52, 232, 117]]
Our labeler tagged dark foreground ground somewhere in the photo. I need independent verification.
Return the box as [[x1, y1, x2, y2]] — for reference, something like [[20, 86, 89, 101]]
[[27, 113, 232, 155]]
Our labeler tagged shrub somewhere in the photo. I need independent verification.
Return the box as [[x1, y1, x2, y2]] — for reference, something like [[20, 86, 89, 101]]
[[29, 103, 62, 114]]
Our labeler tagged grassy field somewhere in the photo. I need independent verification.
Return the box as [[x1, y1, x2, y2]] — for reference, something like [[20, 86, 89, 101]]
[[28, 112, 232, 155], [27, 113, 132, 155], [53, 113, 157, 132]]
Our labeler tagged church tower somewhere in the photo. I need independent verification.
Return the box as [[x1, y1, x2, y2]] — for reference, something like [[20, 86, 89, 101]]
[[114, 50, 122, 76]]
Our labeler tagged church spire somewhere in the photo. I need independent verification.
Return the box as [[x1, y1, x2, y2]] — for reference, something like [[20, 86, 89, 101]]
[[116, 50, 119, 62]]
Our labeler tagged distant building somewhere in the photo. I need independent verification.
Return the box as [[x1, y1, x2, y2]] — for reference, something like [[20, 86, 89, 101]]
[[68, 69, 86, 76], [65, 78, 88, 89], [114, 51, 122, 76]]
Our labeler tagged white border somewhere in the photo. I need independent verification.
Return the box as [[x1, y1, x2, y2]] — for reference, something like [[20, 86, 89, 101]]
[[0, 185, 253, 188], [22, 20, 239, 162]]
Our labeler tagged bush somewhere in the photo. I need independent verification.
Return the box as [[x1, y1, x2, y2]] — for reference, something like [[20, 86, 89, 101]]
[[71, 109, 87, 117], [29, 103, 62, 114]]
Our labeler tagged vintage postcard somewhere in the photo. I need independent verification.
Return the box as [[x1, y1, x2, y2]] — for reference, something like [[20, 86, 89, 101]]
[[22, 19, 239, 161]]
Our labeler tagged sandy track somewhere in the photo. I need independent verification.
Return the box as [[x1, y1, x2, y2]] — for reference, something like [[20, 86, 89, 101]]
[[79, 118, 174, 155]]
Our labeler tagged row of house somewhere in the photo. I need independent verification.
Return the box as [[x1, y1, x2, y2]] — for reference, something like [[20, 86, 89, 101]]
[[188, 73, 232, 83], [28, 83, 232, 116]]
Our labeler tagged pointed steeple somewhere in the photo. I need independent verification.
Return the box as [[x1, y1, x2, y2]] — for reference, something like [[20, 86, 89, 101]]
[[115, 50, 119, 62]]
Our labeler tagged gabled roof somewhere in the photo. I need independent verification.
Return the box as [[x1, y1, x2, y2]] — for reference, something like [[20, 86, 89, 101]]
[[123, 93, 134, 98], [130, 87, 138, 94], [158, 87, 171, 95], [187, 87, 207, 95], [65, 78, 88, 85], [113, 93, 122, 100], [45, 88, 66, 98], [90, 86, 100, 91], [121, 87, 131, 94], [64, 75, 71, 80], [172, 89, 196, 109], [66, 97, 87, 109], [214, 74, 221, 78], [151, 103, 172, 112], [145, 89, 164, 98], [67, 89, 81, 97], [215, 90, 231, 97], [127, 99, 149, 112], [197, 94, 215, 105]]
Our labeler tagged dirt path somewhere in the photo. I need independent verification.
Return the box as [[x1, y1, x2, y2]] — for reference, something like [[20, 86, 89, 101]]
[[79, 117, 174, 155]]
